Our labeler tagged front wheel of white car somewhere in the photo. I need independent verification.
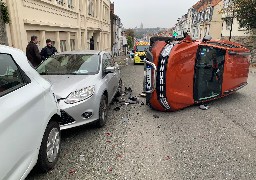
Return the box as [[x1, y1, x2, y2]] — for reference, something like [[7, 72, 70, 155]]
[[36, 121, 61, 172], [96, 95, 108, 128]]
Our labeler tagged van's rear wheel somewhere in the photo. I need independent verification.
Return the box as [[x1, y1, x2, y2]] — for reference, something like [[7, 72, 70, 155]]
[[36, 121, 61, 172]]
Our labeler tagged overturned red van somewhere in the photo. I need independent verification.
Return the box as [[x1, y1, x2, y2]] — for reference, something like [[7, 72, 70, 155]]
[[144, 35, 251, 111]]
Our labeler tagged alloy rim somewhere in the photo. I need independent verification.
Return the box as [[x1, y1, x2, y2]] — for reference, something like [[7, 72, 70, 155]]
[[46, 128, 60, 163]]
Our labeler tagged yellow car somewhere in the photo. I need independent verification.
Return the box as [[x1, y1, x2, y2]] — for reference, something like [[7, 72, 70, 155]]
[[134, 42, 150, 64]]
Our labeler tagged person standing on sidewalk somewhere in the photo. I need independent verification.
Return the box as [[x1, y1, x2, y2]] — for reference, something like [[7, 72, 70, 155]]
[[40, 39, 57, 60], [26, 35, 42, 68]]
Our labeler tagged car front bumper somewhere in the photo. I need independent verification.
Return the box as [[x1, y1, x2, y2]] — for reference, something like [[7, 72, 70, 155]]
[[58, 95, 100, 130], [134, 56, 145, 64]]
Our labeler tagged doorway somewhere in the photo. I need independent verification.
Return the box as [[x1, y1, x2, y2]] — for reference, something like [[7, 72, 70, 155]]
[[90, 36, 94, 50], [194, 46, 226, 101]]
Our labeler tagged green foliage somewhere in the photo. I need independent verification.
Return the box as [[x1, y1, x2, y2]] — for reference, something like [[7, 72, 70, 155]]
[[127, 36, 133, 49], [125, 29, 135, 38], [0, 0, 10, 24], [233, 0, 256, 30]]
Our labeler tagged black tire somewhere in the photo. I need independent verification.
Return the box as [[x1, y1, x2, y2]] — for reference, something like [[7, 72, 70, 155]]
[[96, 95, 108, 127], [36, 121, 61, 172], [115, 79, 123, 97]]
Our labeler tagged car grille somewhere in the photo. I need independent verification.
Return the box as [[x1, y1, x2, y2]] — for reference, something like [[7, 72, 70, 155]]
[[60, 110, 76, 126]]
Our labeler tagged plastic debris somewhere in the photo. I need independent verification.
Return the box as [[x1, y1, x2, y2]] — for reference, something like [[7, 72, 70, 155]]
[[69, 169, 76, 175], [140, 93, 146, 97], [79, 155, 85, 161], [165, 156, 171, 160], [199, 104, 209, 110], [105, 132, 111, 136]]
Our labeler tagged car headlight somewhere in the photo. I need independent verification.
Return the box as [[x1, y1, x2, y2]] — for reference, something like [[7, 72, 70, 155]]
[[65, 86, 95, 104]]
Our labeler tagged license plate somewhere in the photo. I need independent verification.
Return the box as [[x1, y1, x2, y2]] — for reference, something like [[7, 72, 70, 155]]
[[146, 65, 152, 91]]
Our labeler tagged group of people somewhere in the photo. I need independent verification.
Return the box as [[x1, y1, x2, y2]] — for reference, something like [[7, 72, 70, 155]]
[[26, 35, 57, 68]]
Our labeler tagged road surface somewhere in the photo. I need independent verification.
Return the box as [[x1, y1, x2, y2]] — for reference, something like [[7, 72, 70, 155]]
[[27, 59, 256, 180]]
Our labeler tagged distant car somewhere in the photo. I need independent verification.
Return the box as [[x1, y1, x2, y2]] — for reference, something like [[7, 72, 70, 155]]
[[0, 45, 61, 180], [37, 50, 122, 130]]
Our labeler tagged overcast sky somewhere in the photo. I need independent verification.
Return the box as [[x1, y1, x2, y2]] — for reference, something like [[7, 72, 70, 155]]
[[112, 0, 199, 28]]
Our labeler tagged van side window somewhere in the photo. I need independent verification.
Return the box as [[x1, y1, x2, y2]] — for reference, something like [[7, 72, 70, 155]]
[[0, 54, 29, 96]]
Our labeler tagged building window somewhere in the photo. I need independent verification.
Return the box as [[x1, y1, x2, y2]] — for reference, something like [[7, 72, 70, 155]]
[[60, 40, 67, 52], [68, 0, 73, 8], [70, 39, 75, 51], [57, 0, 64, 6], [88, 0, 94, 16]]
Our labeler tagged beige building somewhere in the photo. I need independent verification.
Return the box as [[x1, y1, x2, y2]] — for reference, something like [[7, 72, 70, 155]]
[[3, 0, 111, 52], [191, 0, 223, 40]]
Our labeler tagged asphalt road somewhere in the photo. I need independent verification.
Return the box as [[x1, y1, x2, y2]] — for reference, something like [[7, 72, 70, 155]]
[[27, 59, 256, 180]]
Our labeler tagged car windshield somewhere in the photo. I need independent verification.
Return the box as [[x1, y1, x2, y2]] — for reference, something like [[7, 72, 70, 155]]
[[136, 45, 149, 52], [37, 54, 100, 75]]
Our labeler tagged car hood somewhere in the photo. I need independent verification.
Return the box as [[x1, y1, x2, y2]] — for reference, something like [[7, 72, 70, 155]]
[[41, 75, 98, 99]]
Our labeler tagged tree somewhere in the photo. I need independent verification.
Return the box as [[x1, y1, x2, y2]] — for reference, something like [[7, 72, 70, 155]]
[[127, 36, 133, 49], [0, 0, 9, 45], [125, 29, 135, 38], [233, 0, 256, 30]]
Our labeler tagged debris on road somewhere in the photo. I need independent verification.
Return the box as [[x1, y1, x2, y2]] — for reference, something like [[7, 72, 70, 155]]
[[69, 169, 76, 175], [199, 104, 209, 110], [114, 107, 121, 111], [105, 132, 111, 136], [140, 92, 146, 97], [79, 155, 85, 161], [153, 115, 160, 118]]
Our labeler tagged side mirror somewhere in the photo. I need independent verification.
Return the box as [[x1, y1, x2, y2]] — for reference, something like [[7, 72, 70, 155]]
[[105, 66, 115, 73]]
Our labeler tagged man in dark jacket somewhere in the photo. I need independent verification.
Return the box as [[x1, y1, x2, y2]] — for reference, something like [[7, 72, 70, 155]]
[[26, 36, 42, 68], [41, 39, 57, 60]]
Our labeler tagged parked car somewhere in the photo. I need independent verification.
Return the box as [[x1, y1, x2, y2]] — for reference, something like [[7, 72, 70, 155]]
[[144, 35, 250, 111], [37, 50, 122, 130], [0, 45, 61, 180]]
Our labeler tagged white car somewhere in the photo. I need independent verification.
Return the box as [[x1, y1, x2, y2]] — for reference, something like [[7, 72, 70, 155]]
[[0, 45, 61, 180]]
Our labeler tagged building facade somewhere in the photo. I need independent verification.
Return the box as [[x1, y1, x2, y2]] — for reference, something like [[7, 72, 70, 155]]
[[191, 0, 223, 40], [3, 0, 111, 52], [174, 0, 223, 40], [110, 3, 123, 56], [221, 0, 255, 63]]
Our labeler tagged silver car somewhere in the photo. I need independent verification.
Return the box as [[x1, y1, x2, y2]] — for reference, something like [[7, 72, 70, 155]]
[[37, 50, 122, 130]]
